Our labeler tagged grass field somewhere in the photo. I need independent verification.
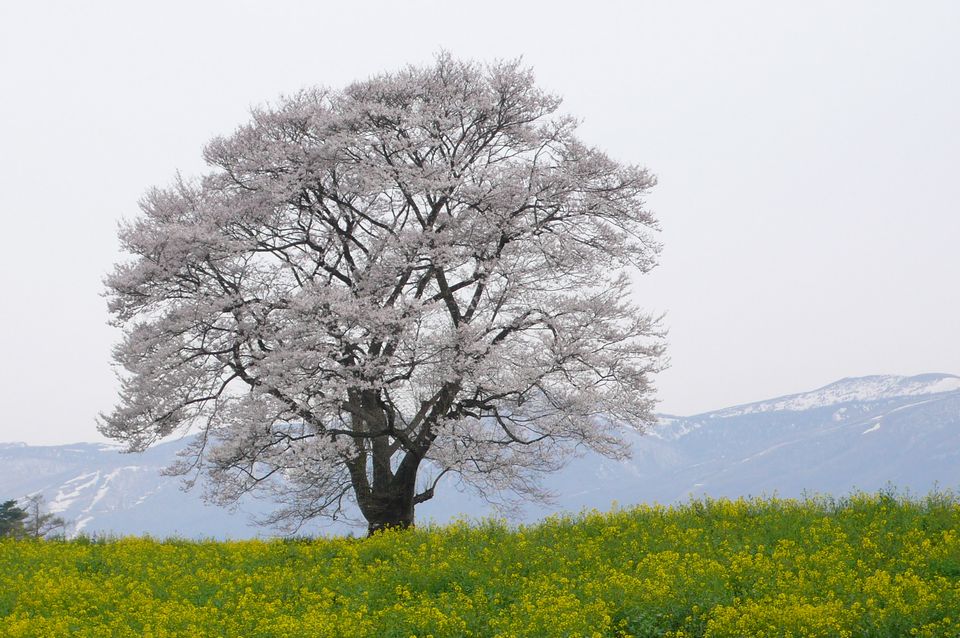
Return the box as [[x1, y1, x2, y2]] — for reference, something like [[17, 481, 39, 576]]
[[2, 492, 959, 637]]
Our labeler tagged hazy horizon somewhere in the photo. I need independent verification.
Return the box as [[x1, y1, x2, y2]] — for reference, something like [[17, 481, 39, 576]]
[[2, 1, 958, 445]]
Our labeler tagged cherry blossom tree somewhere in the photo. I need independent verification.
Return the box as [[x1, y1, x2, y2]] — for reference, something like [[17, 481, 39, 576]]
[[102, 54, 665, 534]]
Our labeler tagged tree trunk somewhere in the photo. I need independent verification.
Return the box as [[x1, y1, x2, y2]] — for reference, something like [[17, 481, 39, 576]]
[[347, 389, 434, 535], [362, 477, 417, 535], [358, 452, 421, 536], [364, 490, 416, 535]]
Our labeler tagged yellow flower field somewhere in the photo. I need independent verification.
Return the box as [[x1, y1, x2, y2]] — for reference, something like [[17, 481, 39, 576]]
[[2, 493, 959, 637]]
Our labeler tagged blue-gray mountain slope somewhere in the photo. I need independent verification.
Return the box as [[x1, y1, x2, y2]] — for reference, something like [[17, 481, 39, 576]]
[[2, 373, 957, 538]]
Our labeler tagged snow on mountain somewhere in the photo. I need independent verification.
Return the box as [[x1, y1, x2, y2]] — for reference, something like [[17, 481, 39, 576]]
[[0, 440, 272, 539], [2, 373, 958, 538], [715, 373, 960, 417]]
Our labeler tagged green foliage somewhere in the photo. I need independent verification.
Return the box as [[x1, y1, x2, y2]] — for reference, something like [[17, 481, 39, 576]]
[[0, 500, 28, 538], [1, 492, 959, 636]]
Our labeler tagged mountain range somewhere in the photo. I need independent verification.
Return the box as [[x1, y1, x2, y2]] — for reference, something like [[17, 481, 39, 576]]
[[2, 373, 958, 538]]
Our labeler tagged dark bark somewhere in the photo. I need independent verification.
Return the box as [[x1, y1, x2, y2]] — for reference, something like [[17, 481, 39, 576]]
[[359, 458, 419, 535], [347, 390, 425, 535], [348, 382, 457, 535]]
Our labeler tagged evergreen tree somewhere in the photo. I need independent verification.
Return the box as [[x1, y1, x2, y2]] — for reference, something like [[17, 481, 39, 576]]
[[0, 500, 28, 538]]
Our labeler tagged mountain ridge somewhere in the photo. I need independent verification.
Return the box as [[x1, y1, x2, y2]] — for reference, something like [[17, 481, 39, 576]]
[[710, 372, 959, 417], [2, 373, 958, 538]]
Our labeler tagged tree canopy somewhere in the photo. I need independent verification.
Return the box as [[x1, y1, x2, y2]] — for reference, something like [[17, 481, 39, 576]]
[[102, 55, 665, 533], [0, 496, 66, 539], [0, 500, 28, 538]]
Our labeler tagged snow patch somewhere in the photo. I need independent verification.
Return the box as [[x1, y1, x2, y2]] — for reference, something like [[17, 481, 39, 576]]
[[134, 488, 161, 507], [927, 377, 960, 393], [862, 422, 881, 435], [715, 374, 960, 417], [87, 466, 145, 510], [887, 399, 937, 414], [739, 441, 794, 464], [73, 516, 94, 535], [653, 418, 709, 440], [49, 472, 101, 513], [64, 472, 100, 485]]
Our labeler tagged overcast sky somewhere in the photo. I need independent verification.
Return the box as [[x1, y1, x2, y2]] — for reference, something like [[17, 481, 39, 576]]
[[1, 1, 957, 445]]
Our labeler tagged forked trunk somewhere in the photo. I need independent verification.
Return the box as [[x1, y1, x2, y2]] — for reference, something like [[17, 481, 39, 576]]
[[358, 456, 421, 536]]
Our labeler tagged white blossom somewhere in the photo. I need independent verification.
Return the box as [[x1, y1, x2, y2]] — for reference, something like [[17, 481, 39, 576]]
[[102, 54, 665, 533]]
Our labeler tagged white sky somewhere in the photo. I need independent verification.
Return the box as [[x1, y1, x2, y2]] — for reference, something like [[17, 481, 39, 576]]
[[1, 1, 957, 445]]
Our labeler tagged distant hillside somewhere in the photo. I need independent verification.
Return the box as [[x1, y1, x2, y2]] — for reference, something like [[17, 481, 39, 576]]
[[2, 373, 958, 538]]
